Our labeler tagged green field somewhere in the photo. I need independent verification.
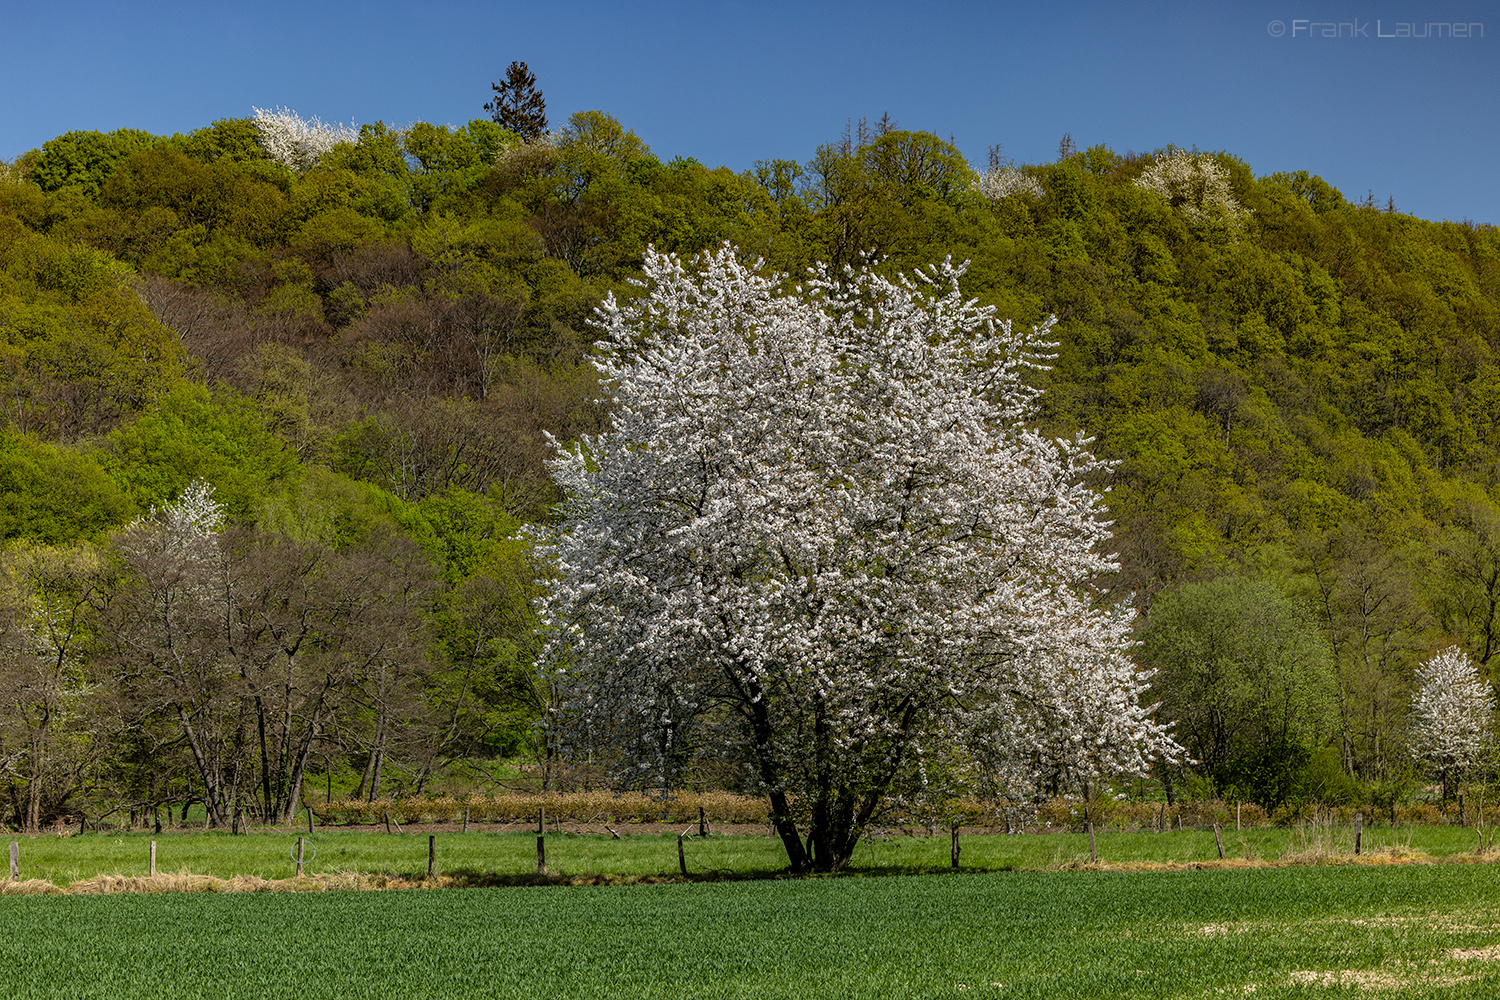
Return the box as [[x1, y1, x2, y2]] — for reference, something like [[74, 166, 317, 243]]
[[3, 864, 1500, 998], [3, 822, 1492, 884]]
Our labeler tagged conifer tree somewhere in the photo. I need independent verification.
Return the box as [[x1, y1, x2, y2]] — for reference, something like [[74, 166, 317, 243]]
[[485, 61, 548, 142]]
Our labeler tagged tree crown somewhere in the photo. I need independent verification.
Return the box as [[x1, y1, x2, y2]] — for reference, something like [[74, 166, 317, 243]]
[[485, 61, 548, 143]]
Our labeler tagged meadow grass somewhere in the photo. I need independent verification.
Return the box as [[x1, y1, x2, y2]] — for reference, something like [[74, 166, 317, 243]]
[[1, 863, 1499, 997], [4, 820, 1489, 885]]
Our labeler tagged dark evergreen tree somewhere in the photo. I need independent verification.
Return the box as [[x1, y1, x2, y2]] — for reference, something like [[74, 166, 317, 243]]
[[485, 61, 548, 142]]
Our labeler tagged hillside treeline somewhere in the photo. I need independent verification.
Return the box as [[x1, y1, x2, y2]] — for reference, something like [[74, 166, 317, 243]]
[[0, 109, 1497, 829]]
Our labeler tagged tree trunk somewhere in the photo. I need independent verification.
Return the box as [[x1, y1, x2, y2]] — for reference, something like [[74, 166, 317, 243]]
[[279, 688, 328, 824], [369, 748, 385, 801], [25, 724, 46, 834], [176, 706, 230, 828], [256, 696, 273, 822]]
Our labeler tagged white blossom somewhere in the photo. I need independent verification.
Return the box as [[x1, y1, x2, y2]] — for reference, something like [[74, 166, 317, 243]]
[[114, 479, 227, 588], [1135, 150, 1248, 226], [1408, 645, 1495, 784], [139, 479, 225, 546], [976, 166, 1044, 201], [969, 604, 1183, 804], [251, 106, 359, 172], [537, 244, 1180, 871]]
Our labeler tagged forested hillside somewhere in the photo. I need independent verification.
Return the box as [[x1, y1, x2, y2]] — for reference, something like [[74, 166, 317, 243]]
[[1, 106, 1497, 830]]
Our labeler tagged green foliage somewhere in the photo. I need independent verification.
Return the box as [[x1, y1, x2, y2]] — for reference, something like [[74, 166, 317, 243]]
[[0, 432, 135, 542], [99, 149, 292, 249], [1144, 576, 1339, 807], [259, 464, 429, 552], [102, 383, 299, 521], [22, 128, 161, 195], [0, 231, 189, 438], [419, 487, 542, 755], [558, 110, 652, 163], [16, 108, 1500, 804], [160, 118, 272, 165]]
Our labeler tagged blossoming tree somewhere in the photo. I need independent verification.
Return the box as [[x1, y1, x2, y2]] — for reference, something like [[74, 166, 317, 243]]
[[538, 244, 1178, 872], [251, 106, 359, 173], [1135, 149, 1247, 227], [1408, 645, 1495, 801]]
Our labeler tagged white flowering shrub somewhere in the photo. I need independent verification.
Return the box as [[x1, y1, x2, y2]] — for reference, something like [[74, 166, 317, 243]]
[[976, 165, 1044, 201], [251, 106, 359, 172], [114, 478, 227, 587], [1135, 150, 1248, 226], [537, 243, 1181, 872], [1408, 645, 1495, 797], [147, 478, 225, 543]]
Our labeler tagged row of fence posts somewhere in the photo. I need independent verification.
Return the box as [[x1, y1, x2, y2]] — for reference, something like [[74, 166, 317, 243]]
[[3, 804, 1379, 881]]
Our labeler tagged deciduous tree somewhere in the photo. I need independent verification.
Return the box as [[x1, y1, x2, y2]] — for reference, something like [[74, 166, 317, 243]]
[[251, 107, 358, 173], [1408, 645, 1495, 801], [1143, 576, 1338, 808], [539, 244, 1176, 872]]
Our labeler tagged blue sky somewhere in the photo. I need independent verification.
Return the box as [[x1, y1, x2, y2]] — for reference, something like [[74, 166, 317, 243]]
[[3, 1, 1496, 223]]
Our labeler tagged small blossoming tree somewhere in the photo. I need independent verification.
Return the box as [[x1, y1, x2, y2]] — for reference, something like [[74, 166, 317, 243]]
[[538, 244, 1179, 873], [1408, 645, 1496, 801], [1135, 150, 1247, 227], [251, 106, 359, 173], [975, 165, 1044, 201]]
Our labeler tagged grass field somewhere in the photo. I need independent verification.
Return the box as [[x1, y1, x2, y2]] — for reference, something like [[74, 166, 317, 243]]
[[2, 863, 1499, 998], [3, 820, 1493, 884]]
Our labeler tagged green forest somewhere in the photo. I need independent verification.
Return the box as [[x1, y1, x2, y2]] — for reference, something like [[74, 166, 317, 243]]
[[2, 100, 1498, 832]]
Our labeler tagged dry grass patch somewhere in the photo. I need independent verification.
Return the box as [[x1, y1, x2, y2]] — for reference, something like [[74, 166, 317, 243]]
[[0, 878, 64, 895], [1288, 967, 1479, 990]]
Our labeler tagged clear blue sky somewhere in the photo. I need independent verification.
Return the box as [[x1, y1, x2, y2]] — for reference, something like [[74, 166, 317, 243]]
[[3, 1, 1496, 223]]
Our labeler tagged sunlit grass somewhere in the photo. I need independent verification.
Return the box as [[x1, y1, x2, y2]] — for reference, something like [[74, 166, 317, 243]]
[[2, 864, 1500, 998], [3, 819, 1493, 886]]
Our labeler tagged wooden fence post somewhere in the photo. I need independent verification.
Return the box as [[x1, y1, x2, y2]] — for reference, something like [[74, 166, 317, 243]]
[[678, 832, 687, 876], [1354, 812, 1363, 856], [536, 835, 546, 875], [295, 836, 306, 877], [951, 820, 961, 868], [1213, 823, 1225, 860], [9, 842, 17, 881], [428, 835, 435, 877], [1236, 801, 1241, 831], [307, 806, 314, 835], [150, 840, 157, 876]]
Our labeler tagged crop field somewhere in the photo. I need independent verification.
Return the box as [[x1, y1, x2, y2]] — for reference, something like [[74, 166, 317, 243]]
[[3, 863, 1500, 998], [1, 821, 1492, 884]]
